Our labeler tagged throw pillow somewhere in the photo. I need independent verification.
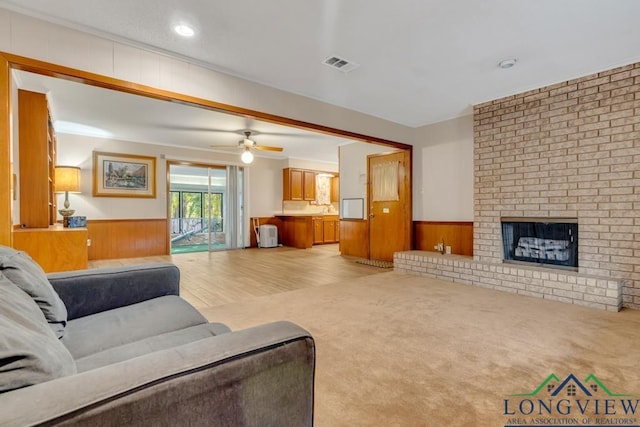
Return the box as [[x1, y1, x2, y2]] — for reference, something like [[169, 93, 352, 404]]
[[0, 273, 76, 393], [0, 245, 68, 338]]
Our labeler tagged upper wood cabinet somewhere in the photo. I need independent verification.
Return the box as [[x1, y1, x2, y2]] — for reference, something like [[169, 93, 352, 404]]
[[303, 170, 316, 201], [283, 168, 316, 201], [330, 176, 340, 203], [18, 90, 56, 228]]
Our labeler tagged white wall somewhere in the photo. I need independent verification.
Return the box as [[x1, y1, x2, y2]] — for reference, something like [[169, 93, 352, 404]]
[[247, 157, 287, 217], [339, 142, 391, 218], [0, 8, 414, 146], [412, 115, 474, 221], [2, 7, 478, 225], [56, 133, 284, 220], [286, 158, 338, 174]]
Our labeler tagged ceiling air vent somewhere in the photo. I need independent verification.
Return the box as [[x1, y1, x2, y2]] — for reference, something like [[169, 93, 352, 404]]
[[322, 55, 360, 73]]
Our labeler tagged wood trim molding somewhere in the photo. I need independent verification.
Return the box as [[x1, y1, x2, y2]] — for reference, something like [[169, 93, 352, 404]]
[[0, 51, 412, 150], [0, 56, 11, 246], [413, 220, 473, 256]]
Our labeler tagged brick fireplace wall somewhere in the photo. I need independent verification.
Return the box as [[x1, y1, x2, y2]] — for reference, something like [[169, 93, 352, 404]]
[[473, 62, 640, 308]]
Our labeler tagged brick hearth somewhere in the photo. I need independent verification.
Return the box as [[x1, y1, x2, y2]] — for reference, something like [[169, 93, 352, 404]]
[[394, 252, 622, 311]]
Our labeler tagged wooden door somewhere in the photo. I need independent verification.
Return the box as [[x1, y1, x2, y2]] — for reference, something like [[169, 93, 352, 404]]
[[368, 150, 411, 261]]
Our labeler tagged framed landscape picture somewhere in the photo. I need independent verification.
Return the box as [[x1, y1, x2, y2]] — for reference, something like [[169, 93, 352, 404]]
[[92, 152, 156, 198]]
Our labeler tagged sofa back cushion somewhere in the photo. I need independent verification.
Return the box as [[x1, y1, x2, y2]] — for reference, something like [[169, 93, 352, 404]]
[[0, 273, 76, 393], [0, 246, 68, 338]]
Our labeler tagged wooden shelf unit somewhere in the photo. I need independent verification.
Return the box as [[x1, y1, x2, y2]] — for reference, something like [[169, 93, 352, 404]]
[[18, 89, 57, 228]]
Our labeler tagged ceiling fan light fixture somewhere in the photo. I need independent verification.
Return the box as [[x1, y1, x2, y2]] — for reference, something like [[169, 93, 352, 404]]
[[241, 148, 254, 164], [174, 24, 195, 37]]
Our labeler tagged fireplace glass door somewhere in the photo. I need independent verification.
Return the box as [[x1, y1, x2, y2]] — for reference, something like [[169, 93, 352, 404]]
[[501, 219, 578, 270]]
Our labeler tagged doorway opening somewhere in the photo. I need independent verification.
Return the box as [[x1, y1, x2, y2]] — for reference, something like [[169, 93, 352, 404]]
[[169, 163, 244, 254]]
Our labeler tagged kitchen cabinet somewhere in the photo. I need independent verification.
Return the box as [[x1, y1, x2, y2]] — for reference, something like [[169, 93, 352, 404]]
[[313, 217, 324, 244], [276, 215, 313, 249], [18, 89, 57, 228], [323, 220, 336, 242], [283, 168, 316, 201], [312, 215, 339, 244], [330, 176, 340, 203]]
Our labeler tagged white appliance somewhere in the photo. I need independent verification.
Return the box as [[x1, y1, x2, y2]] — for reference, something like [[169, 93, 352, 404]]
[[258, 224, 278, 248]]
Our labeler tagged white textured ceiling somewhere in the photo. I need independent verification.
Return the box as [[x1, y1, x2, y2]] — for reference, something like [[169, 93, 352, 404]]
[[15, 70, 353, 164], [3, 1, 640, 127]]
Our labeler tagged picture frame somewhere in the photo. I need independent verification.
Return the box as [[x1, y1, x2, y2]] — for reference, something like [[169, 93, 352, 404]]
[[92, 151, 156, 198]]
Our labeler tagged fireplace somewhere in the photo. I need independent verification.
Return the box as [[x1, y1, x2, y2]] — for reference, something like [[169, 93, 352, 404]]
[[501, 218, 578, 271]]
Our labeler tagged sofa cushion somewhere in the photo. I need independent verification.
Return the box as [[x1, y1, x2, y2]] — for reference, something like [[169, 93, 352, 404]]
[[62, 295, 208, 359], [0, 273, 76, 393], [75, 322, 231, 372], [0, 246, 67, 338]]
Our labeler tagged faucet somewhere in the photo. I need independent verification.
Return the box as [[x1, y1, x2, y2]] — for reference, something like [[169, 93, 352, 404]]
[[439, 238, 446, 255]]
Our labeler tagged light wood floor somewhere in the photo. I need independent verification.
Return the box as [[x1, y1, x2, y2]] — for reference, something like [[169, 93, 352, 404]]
[[88, 244, 388, 310]]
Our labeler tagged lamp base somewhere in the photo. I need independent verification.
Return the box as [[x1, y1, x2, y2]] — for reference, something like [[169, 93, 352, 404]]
[[58, 209, 75, 227]]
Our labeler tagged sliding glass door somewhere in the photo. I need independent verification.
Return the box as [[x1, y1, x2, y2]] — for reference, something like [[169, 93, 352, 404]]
[[169, 164, 244, 254]]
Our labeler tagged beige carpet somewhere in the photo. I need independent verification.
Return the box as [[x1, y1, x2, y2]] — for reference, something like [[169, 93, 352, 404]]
[[200, 272, 640, 426]]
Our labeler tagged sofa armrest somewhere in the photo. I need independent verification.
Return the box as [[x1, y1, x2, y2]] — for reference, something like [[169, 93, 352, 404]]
[[0, 321, 315, 427], [47, 263, 180, 320]]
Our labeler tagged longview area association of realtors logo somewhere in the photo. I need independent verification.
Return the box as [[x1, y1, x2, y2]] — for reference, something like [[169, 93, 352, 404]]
[[503, 373, 639, 427]]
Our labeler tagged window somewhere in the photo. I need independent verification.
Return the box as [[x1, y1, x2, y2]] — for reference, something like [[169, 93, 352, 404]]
[[567, 384, 576, 396], [547, 384, 555, 392], [169, 191, 223, 234]]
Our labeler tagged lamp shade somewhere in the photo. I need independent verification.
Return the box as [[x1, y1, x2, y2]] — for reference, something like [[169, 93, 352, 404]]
[[54, 166, 81, 193]]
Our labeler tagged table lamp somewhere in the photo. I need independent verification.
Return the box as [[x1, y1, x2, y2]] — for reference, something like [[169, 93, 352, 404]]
[[55, 166, 81, 227]]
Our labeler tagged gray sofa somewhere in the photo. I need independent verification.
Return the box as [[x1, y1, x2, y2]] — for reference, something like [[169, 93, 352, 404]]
[[0, 246, 315, 426]]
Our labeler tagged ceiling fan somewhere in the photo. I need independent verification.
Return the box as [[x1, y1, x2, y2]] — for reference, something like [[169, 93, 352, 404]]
[[211, 131, 283, 164]]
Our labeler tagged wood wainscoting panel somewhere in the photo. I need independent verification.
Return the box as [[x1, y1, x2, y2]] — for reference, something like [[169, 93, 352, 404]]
[[87, 219, 168, 260], [339, 219, 369, 259], [249, 217, 283, 248], [413, 221, 473, 256]]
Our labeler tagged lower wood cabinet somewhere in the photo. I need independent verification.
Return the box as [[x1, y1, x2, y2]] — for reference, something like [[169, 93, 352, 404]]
[[12, 225, 88, 272], [313, 217, 324, 244], [313, 215, 339, 244]]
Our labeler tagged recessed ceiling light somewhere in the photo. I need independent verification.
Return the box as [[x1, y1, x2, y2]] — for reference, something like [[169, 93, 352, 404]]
[[498, 58, 517, 69], [174, 24, 195, 37]]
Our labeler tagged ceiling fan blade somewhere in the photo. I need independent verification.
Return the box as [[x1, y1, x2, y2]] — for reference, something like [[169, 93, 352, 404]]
[[255, 145, 284, 152]]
